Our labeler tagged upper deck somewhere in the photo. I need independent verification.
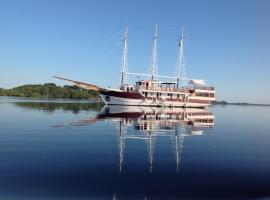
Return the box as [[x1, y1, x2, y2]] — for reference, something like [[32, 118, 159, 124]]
[[134, 80, 215, 93]]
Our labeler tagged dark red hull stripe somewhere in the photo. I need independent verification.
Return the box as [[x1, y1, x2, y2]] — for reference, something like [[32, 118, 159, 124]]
[[100, 90, 145, 99], [98, 113, 213, 120], [98, 112, 143, 119]]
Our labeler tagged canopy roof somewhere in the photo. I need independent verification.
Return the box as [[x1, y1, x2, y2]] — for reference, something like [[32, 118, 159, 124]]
[[189, 79, 205, 85]]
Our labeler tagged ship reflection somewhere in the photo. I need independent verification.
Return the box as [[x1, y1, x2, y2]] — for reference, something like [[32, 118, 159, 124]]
[[69, 105, 215, 173]]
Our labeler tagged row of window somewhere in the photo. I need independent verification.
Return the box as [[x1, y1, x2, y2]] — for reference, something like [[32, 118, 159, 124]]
[[195, 92, 214, 97], [142, 92, 214, 98], [194, 119, 214, 123], [143, 92, 185, 98]]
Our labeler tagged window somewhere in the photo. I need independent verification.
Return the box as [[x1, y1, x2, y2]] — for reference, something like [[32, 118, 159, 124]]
[[105, 95, 110, 101], [203, 93, 209, 97], [210, 93, 214, 97], [196, 92, 202, 96]]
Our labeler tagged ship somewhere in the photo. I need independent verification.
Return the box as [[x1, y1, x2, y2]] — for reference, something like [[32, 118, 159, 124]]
[[55, 25, 215, 108]]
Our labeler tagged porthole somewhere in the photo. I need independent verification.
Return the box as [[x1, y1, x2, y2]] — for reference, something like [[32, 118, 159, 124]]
[[105, 95, 110, 101]]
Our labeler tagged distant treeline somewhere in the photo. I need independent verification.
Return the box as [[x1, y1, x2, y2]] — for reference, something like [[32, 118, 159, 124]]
[[0, 83, 99, 100], [213, 100, 270, 106]]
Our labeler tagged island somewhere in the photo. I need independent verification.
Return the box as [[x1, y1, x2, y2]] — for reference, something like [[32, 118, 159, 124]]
[[0, 83, 99, 100]]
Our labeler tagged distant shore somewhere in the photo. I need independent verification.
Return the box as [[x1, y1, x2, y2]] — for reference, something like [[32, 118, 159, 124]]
[[213, 101, 270, 107], [0, 83, 100, 100]]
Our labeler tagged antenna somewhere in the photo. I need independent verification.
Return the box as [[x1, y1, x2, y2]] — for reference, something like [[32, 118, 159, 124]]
[[150, 24, 158, 82], [120, 25, 128, 88], [175, 25, 186, 88]]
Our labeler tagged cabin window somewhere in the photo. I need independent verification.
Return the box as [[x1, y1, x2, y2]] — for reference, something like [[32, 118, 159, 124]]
[[167, 93, 172, 98], [105, 95, 110, 101], [210, 93, 214, 97], [196, 92, 202, 96], [145, 92, 148, 97], [203, 93, 209, 97]]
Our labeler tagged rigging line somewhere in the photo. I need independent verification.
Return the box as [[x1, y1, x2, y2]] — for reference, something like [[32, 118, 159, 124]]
[[128, 25, 153, 29], [91, 30, 122, 66], [184, 29, 192, 47], [92, 40, 122, 68], [129, 25, 182, 31], [99, 30, 123, 48]]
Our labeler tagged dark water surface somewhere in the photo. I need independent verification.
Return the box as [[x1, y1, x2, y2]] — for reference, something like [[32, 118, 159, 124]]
[[0, 97, 270, 199]]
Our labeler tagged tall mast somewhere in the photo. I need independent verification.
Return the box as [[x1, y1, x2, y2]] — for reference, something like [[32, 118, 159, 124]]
[[175, 25, 186, 88], [150, 24, 158, 82], [120, 25, 128, 88]]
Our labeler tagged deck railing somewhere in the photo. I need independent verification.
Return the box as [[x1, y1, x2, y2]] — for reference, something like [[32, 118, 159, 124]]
[[194, 86, 215, 91], [136, 85, 214, 92]]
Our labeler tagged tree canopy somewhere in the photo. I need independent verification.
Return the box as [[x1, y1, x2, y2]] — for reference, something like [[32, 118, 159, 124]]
[[0, 83, 99, 100]]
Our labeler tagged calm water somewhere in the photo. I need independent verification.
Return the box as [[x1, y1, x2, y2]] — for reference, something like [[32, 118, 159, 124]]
[[0, 97, 270, 199]]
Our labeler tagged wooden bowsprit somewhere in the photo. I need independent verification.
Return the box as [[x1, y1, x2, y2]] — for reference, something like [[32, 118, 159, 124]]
[[53, 76, 100, 91]]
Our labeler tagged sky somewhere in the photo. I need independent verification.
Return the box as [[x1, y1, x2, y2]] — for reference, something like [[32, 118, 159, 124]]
[[0, 0, 269, 103]]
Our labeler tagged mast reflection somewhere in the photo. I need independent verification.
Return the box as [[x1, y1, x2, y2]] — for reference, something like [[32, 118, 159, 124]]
[[99, 106, 214, 173], [65, 105, 214, 173]]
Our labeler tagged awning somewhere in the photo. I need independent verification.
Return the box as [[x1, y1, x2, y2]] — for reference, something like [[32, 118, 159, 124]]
[[189, 79, 205, 85]]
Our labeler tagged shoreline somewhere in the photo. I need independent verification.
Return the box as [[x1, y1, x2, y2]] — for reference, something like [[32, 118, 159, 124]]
[[213, 101, 270, 107]]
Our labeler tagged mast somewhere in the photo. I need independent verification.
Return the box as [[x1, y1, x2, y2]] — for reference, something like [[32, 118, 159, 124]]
[[150, 24, 158, 82], [175, 25, 186, 88], [120, 25, 128, 88]]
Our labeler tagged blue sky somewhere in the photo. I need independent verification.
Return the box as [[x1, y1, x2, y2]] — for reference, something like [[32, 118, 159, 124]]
[[0, 0, 269, 103]]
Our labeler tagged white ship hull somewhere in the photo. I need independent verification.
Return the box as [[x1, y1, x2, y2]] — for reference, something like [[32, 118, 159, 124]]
[[100, 94, 210, 108]]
